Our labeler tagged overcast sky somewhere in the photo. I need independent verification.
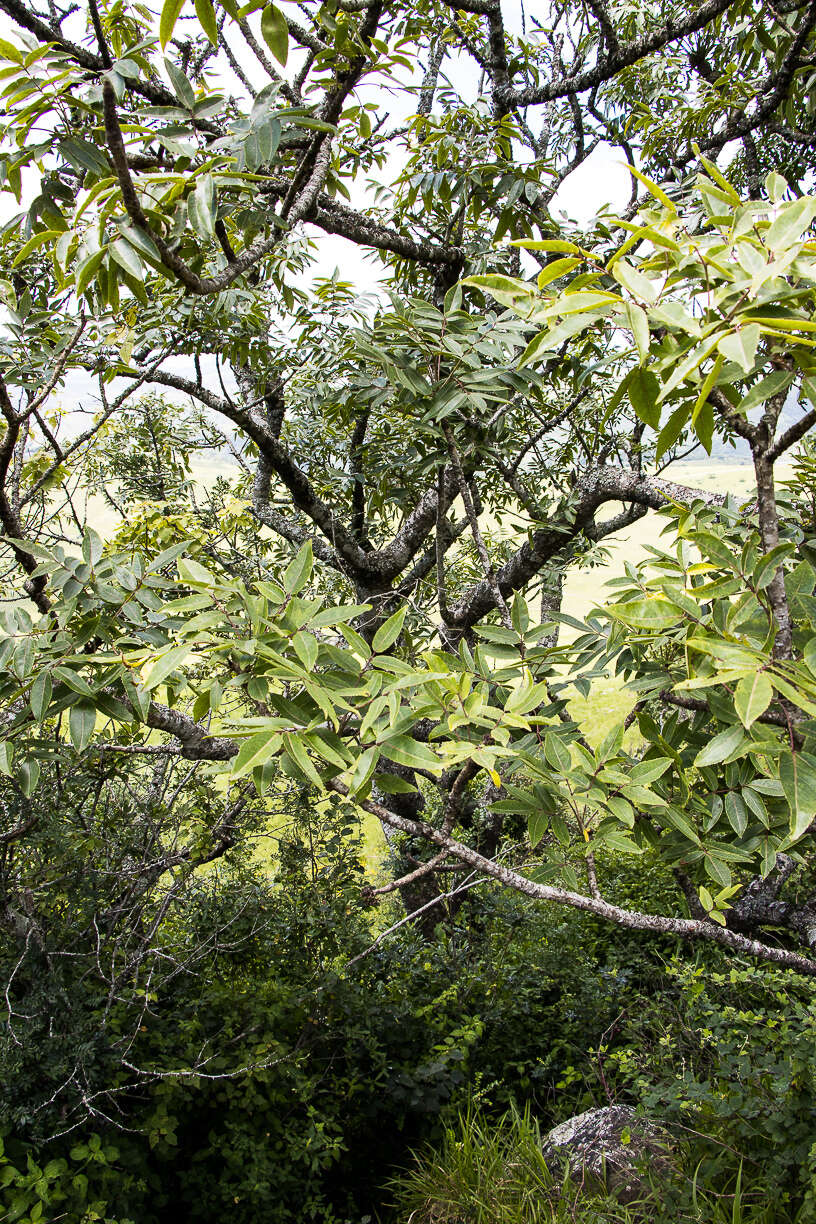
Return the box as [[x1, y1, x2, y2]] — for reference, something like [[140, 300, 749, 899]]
[[0, 3, 635, 419]]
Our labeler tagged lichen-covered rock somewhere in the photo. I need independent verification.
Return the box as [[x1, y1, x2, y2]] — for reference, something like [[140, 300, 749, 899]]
[[541, 1104, 673, 1202]]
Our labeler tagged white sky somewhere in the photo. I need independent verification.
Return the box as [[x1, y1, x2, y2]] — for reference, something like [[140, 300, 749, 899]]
[[0, 3, 634, 415]]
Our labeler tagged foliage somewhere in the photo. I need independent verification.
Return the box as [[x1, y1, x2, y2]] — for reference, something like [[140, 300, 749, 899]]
[[603, 959, 816, 1216], [390, 1110, 796, 1224], [2, 0, 816, 1217], [0, 1132, 137, 1224]]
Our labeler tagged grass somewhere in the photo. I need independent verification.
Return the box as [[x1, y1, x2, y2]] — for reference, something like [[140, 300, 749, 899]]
[[386, 1103, 633, 1224], [386, 1106, 796, 1224]]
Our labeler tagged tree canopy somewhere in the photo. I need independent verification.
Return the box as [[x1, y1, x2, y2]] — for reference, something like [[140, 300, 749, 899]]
[[2, 0, 816, 1099]]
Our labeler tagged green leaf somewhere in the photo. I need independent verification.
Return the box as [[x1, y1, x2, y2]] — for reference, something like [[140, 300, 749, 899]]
[[659, 804, 701, 844], [374, 772, 418, 794], [142, 645, 192, 692], [612, 260, 658, 304], [75, 249, 106, 296], [0, 741, 13, 776], [379, 734, 441, 772], [283, 732, 323, 788], [528, 809, 549, 848], [780, 750, 816, 842], [733, 672, 773, 728], [535, 257, 582, 290], [691, 354, 724, 427], [232, 728, 282, 777], [724, 791, 748, 836], [261, 3, 289, 65], [348, 746, 380, 795], [543, 732, 572, 773], [630, 757, 671, 784], [283, 541, 313, 595], [69, 701, 97, 753], [52, 666, 94, 697], [753, 542, 795, 590], [607, 597, 681, 630], [177, 556, 217, 586], [30, 670, 52, 721], [694, 724, 746, 768], [717, 325, 760, 374], [292, 630, 318, 671], [311, 602, 371, 627], [657, 336, 721, 403], [164, 57, 196, 108], [626, 165, 677, 213], [372, 605, 407, 654], [655, 403, 690, 462], [188, 174, 216, 238], [19, 758, 40, 796], [194, 0, 219, 45], [510, 239, 589, 255], [109, 239, 144, 281], [12, 228, 63, 267], [765, 197, 816, 252], [624, 301, 650, 364], [463, 273, 536, 314], [160, 0, 186, 49], [693, 396, 714, 454], [626, 367, 660, 429], [738, 369, 794, 413]]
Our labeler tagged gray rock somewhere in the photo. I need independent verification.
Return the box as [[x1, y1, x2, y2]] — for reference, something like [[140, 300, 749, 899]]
[[541, 1104, 673, 1202]]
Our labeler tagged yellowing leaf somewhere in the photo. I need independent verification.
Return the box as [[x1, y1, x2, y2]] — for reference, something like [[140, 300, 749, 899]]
[[160, 0, 185, 48]]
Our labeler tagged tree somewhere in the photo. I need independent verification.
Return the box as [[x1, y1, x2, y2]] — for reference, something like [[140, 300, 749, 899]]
[[2, 0, 816, 1093]]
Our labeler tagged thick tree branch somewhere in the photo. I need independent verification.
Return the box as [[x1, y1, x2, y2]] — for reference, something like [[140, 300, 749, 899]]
[[447, 465, 724, 632], [329, 779, 816, 975]]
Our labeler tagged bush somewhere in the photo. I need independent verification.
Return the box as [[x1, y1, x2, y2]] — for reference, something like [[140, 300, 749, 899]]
[[601, 959, 816, 1217], [4, 825, 815, 1224]]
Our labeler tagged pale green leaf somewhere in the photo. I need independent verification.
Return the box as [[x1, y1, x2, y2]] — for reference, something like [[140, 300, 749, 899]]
[[283, 541, 313, 595], [733, 672, 773, 729], [283, 732, 323, 788], [379, 734, 441, 772], [765, 197, 816, 252], [607, 597, 681, 630], [780, 750, 816, 842], [232, 728, 282, 777], [0, 741, 13, 776], [717, 325, 760, 374], [142, 645, 192, 692], [694, 724, 746, 768]]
